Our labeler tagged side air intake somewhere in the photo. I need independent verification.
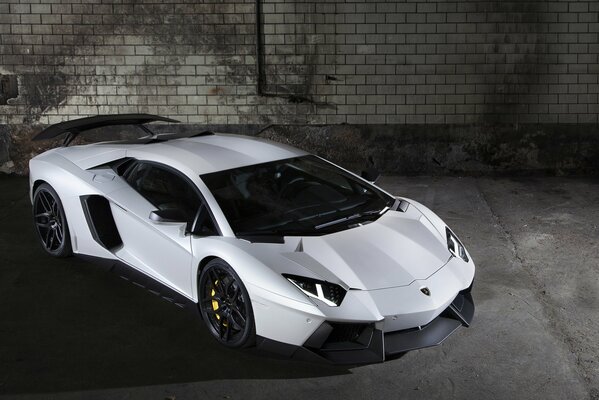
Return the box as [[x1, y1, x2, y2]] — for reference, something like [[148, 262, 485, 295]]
[[80, 195, 123, 251]]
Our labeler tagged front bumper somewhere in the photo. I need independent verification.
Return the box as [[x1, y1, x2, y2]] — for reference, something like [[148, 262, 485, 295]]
[[256, 289, 474, 364]]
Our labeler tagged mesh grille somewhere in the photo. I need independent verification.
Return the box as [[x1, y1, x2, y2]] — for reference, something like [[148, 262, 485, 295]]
[[326, 323, 368, 344]]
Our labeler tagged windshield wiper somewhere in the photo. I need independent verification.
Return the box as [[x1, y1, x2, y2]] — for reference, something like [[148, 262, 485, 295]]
[[314, 206, 389, 230]]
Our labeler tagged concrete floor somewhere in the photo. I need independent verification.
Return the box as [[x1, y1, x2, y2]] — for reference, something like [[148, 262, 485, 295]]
[[0, 175, 597, 400]]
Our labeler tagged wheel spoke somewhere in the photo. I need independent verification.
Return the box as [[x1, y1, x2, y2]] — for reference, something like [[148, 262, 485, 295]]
[[230, 320, 242, 331], [36, 221, 51, 228], [208, 268, 219, 284], [230, 306, 246, 328], [44, 228, 52, 248], [204, 308, 219, 317], [39, 191, 53, 213], [228, 313, 244, 330], [42, 192, 55, 213], [224, 278, 234, 296], [49, 229, 57, 249], [219, 316, 229, 340], [225, 320, 232, 340], [214, 279, 226, 297], [232, 285, 240, 302], [208, 269, 225, 296], [55, 224, 63, 243], [46, 229, 55, 249]]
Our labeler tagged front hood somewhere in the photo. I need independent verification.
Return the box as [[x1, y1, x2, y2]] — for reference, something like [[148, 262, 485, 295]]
[[283, 211, 451, 290]]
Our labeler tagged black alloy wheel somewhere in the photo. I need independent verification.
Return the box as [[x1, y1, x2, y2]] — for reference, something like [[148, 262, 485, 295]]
[[199, 259, 255, 348], [33, 183, 72, 257]]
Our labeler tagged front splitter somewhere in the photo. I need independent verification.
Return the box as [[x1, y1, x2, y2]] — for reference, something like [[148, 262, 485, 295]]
[[256, 290, 475, 364]]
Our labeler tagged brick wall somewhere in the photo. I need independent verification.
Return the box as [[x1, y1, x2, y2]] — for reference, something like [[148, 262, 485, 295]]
[[1, 0, 598, 126]]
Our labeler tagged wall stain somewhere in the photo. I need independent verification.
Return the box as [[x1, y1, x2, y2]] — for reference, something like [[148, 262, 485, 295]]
[[480, 1, 546, 122], [20, 73, 71, 124]]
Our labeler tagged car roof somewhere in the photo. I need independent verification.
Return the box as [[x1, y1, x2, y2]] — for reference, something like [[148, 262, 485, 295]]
[[54, 133, 309, 174]]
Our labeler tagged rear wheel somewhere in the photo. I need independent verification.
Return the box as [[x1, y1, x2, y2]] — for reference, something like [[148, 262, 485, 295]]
[[33, 183, 72, 258], [198, 259, 255, 348]]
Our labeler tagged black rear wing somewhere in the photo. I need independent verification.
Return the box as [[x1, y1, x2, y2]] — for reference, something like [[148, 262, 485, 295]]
[[32, 114, 180, 146]]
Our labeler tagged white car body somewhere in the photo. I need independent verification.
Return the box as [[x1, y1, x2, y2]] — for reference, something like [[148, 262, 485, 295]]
[[29, 116, 475, 363]]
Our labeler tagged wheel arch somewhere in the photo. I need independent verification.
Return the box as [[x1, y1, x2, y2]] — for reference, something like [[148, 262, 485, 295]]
[[32, 178, 48, 192], [193, 255, 219, 301], [197, 255, 219, 278], [31, 179, 49, 202]]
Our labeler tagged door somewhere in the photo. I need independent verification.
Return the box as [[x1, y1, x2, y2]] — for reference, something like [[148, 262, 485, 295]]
[[108, 161, 202, 298]]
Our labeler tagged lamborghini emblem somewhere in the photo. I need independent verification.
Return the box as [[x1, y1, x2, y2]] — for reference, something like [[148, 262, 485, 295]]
[[420, 287, 431, 296]]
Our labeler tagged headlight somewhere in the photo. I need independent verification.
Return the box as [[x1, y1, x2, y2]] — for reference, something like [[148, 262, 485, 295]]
[[283, 274, 347, 307], [446, 227, 469, 262]]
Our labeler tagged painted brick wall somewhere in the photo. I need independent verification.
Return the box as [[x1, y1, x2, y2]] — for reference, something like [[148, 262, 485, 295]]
[[0, 0, 598, 126]]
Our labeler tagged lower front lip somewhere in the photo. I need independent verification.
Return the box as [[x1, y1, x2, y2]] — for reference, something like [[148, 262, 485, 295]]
[[256, 288, 475, 364]]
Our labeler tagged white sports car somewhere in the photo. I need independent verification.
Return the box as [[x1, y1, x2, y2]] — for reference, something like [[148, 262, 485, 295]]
[[29, 114, 475, 364]]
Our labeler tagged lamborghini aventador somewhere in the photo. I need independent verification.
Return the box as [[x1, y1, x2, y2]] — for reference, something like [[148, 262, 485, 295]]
[[29, 114, 475, 363]]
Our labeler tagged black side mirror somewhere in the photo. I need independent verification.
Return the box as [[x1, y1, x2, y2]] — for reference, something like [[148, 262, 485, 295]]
[[361, 167, 380, 183], [149, 208, 187, 224]]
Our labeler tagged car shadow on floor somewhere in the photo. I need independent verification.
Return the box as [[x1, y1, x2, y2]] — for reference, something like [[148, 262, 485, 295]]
[[0, 178, 351, 395], [0, 254, 353, 395]]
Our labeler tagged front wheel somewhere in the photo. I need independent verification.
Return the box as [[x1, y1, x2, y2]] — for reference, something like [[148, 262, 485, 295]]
[[198, 259, 255, 348], [32, 183, 72, 258]]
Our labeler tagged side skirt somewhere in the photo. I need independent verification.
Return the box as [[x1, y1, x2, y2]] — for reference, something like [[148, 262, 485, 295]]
[[76, 254, 201, 318]]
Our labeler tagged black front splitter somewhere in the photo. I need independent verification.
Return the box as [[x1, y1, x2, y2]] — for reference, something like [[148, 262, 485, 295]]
[[256, 290, 475, 365]]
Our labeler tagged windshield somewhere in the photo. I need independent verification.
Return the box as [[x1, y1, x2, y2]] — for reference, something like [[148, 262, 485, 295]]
[[201, 155, 394, 237]]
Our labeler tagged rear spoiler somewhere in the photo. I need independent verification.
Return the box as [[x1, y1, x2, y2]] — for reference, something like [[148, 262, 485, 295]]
[[32, 114, 180, 146]]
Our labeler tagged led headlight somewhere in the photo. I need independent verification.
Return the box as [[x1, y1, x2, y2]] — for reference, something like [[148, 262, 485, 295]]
[[446, 227, 469, 262], [283, 274, 347, 307]]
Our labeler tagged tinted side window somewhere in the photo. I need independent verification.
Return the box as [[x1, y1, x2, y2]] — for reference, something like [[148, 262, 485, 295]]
[[192, 204, 218, 236], [125, 163, 201, 222]]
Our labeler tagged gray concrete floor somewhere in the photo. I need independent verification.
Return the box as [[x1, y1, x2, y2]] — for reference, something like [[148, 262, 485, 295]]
[[0, 175, 597, 400]]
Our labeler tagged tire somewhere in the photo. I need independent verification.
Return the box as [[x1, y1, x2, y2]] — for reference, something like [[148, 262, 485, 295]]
[[32, 183, 72, 258], [198, 259, 255, 348]]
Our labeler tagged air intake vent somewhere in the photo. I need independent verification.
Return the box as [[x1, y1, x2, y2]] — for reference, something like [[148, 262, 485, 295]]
[[80, 195, 122, 251]]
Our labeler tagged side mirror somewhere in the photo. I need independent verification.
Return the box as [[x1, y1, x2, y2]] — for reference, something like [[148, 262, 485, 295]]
[[149, 209, 187, 224], [361, 167, 380, 183]]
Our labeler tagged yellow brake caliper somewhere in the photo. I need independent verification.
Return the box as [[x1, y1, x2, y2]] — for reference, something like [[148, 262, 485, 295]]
[[211, 280, 220, 320], [211, 279, 229, 327]]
